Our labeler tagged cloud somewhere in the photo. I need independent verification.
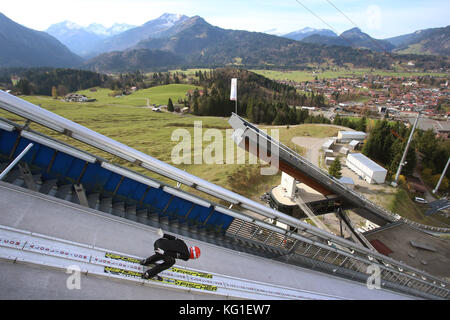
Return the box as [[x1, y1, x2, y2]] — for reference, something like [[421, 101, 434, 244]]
[[365, 5, 382, 30]]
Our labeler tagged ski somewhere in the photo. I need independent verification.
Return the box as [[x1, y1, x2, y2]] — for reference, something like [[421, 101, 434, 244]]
[[104, 252, 213, 279], [103, 266, 218, 292]]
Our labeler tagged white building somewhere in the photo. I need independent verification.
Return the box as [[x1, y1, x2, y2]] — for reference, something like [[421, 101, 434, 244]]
[[325, 157, 336, 165], [322, 139, 335, 150], [337, 131, 366, 143], [346, 153, 387, 184], [348, 140, 360, 151], [339, 147, 349, 155], [324, 149, 334, 157]]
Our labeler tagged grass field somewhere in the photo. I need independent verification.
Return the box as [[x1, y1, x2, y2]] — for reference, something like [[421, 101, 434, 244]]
[[76, 84, 201, 107], [388, 188, 450, 227], [251, 68, 449, 83]]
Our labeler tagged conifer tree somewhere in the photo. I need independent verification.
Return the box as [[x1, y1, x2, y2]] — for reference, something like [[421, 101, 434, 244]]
[[329, 157, 342, 179], [168, 98, 174, 112]]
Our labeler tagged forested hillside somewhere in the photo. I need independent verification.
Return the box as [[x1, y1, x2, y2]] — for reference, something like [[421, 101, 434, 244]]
[[187, 68, 330, 125]]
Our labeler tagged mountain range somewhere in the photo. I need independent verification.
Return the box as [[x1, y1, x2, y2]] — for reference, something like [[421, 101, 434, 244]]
[[385, 26, 450, 56], [84, 13, 189, 58], [47, 13, 189, 58], [0, 11, 448, 71], [300, 27, 396, 53], [298, 26, 450, 56], [0, 12, 82, 68], [283, 27, 337, 41], [85, 16, 398, 71], [46, 21, 135, 56]]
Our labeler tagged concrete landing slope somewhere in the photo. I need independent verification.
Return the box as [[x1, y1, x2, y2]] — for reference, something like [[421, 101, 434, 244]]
[[0, 182, 415, 300]]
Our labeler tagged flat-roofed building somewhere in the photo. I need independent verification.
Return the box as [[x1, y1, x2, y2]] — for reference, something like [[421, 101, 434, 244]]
[[322, 139, 335, 150], [348, 140, 360, 150], [339, 147, 349, 155], [346, 153, 387, 184], [324, 149, 334, 157], [337, 131, 366, 143]]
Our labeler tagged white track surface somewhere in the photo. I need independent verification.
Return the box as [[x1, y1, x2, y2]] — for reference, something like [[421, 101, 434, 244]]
[[0, 225, 343, 300]]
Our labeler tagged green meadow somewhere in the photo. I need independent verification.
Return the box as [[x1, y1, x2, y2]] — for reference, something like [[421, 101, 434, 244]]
[[251, 68, 449, 82], [77, 83, 201, 106]]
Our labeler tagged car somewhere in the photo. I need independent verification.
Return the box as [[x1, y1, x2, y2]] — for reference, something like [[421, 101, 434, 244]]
[[414, 197, 428, 204]]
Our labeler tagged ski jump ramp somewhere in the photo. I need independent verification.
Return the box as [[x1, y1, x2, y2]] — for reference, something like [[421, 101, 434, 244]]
[[0, 91, 448, 299], [0, 181, 411, 300]]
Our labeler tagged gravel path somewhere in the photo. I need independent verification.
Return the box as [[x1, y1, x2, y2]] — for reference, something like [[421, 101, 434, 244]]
[[291, 136, 329, 166]]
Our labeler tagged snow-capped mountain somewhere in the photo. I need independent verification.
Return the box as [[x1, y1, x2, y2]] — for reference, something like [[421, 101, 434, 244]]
[[87, 13, 189, 56], [159, 13, 186, 27], [85, 23, 136, 37], [46, 21, 83, 36], [106, 23, 137, 36], [46, 21, 136, 56], [283, 27, 337, 41]]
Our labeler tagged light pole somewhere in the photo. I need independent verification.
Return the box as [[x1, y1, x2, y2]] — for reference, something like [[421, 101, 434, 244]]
[[392, 113, 420, 187], [433, 157, 450, 194], [0, 143, 33, 180]]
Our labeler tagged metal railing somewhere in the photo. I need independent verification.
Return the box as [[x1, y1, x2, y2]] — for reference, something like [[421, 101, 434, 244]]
[[226, 216, 449, 299]]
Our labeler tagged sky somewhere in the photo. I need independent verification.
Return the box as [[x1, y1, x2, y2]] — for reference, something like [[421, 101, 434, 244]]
[[2, 0, 449, 38]]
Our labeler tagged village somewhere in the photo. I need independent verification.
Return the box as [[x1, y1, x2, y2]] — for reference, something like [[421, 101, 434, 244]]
[[279, 73, 450, 138]]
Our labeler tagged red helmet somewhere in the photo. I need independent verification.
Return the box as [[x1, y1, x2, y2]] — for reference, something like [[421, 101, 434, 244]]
[[189, 246, 201, 260]]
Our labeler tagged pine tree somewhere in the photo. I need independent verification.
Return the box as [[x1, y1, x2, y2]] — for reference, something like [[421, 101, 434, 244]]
[[356, 116, 367, 132], [193, 100, 199, 115], [329, 157, 342, 179], [168, 98, 174, 112]]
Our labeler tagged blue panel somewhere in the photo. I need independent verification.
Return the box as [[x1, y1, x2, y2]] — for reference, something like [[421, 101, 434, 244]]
[[103, 172, 123, 193], [192, 205, 213, 222], [65, 158, 87, 181], [165, 197, 194, 219], [205, 210, 221, 225], [129, 183, 150, 202], [115, 178, 139, 199], [143, 188, 172, 210], [0, 130, 18, 158], [48, 152, 75, 177], [79, 163, 112, 192], [0, 128, 235, 231], [31, 145, 56, 169]]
